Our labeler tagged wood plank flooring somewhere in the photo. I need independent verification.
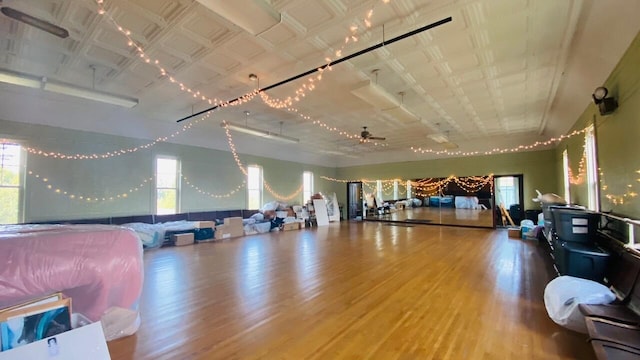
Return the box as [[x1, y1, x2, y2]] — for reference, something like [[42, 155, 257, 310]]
[[107, 222, 594, 360]]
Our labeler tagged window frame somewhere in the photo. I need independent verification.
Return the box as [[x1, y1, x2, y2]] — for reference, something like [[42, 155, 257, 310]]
[[585, 126, 600, 211], [393, 180, 399, 200], [303, 171, 314, 203], [0, 140, 24, 224], [562, 149, 571, 204], [247, 164, 263, 210], [155, 156, 180, 215]]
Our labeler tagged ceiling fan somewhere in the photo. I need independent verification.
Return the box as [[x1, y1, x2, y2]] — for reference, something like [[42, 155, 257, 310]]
[[360, 126, 386, 142], [0, 0, 69, 38]]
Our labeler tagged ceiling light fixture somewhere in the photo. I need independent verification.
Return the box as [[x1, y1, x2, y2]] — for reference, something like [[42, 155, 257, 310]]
[[0, 7, 69, 38], [428, 134, 449, 144], [221, 122, 299, 144], [43, 81, 138, 108], [0, 69, 41, 88], [381, 91, 418, 123], [0, 69, 138, 108], [196, 0, 281, 35]]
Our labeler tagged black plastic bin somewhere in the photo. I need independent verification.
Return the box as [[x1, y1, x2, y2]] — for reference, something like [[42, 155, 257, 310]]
[[559, 242, 610, 282], [551, 207, 599, 243], [525, 209, 541, 223]]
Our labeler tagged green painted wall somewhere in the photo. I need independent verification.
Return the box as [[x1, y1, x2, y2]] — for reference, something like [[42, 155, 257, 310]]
[[336, 150, 558, 211], [556, 30, 640, 219], [0, 119, 338, 223]]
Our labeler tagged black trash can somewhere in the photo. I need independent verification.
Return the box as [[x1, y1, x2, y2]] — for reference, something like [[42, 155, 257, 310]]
[[525, 209, 541, 223]]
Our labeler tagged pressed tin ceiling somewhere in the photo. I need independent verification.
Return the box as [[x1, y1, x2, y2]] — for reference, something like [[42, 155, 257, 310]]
[[0, 0, 638, 167]]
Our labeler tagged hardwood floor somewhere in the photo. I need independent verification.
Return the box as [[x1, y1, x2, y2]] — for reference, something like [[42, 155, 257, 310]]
[[108, 222, 594, 360]]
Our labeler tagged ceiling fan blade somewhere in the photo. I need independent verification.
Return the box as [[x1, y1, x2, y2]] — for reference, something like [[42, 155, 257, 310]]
[[1, 7, 69, 38], [369, 136, 386, 140]]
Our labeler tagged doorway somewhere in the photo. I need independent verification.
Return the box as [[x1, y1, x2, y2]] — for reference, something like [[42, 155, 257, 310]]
[[494, 175, 524, 226], [347, 182, 363, 220]]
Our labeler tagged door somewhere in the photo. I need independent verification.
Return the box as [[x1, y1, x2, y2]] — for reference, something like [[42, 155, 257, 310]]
[[494, 175, 524, 226], [347, 182, 363, 220]]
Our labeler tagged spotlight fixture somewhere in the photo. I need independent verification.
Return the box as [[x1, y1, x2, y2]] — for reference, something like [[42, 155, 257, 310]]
[[592, 86, 617, 116], [248, 74, 258, 81]]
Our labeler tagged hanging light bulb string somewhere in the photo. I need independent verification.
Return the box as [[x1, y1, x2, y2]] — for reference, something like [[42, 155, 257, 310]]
[[28, 170, 153, 202], [25, 111, 213, 160], [93, 0, 393, 114]]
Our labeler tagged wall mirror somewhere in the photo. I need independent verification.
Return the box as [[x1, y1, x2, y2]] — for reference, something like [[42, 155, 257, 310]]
[[356, 176, 495, 228]]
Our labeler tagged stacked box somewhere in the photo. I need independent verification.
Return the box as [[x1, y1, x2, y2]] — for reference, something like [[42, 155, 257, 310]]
[[195, 221, 215, 229], [215, 217, 244, 240], [281, 222, 301, 231], [172, 233, 194, 246], [508, 227, 521, 238]]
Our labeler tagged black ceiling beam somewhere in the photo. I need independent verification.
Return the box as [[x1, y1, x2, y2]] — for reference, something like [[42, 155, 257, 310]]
[[176, 16, 452, 123]]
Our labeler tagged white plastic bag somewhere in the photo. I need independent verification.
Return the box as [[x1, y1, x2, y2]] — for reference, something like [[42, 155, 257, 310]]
[[101, 307, 141, 341], [543, 276, 615, 333]]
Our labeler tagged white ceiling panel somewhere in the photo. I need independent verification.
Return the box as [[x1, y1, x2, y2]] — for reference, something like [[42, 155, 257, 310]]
[[0, 0, 637, 167]]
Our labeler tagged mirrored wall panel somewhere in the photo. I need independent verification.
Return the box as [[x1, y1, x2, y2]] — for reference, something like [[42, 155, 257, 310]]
[[363, 176, 495, 228]]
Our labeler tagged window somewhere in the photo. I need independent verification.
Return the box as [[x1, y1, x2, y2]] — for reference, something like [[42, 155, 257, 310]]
[[495, 176, 518, 209], [585, 126, 599, 211], [247, 165, 263, 210], [376, 180, 382, 202], [562, 149, 571, 204], [393, 180, 399, 200], [156, 157, 179, 215], [0, 141, 22, 224], [406, 180, 412, 199], [303, 171, 313, 203]]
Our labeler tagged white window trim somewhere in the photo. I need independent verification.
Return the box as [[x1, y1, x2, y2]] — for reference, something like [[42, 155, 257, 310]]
[[585, 126, 600, 211], [247, 164, 263, 210], [0, 141, 24, 224], [155, 156, 180, 215], [562, 149, 571, 204], [303, 171, 314, 203]]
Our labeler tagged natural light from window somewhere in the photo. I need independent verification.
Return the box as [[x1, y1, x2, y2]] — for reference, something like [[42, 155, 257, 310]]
[[585, 126, 599, 211], [247, 165, 263, 210], [376, 180, 382, 202], [393, 180, 399, 200], [406, 180, 412, 199], [156, 157, 179, 215], [0, 142, 22, 224], [562, 149, 571, 204], [303, 171, 313, 203]]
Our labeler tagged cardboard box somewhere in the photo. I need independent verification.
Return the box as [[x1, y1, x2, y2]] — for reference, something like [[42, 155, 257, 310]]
[[172, 232, 194, 246], [215, 222, 244, 240], [282, 222, 301, 231], [195, 220, 214, 229], [224, 217, 243, 227], [0, 322, 110, 360], [508, 227, 521, 238]]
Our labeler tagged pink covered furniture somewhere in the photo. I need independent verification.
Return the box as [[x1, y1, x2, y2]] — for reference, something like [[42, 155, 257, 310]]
[[0, 224, 143, 322]]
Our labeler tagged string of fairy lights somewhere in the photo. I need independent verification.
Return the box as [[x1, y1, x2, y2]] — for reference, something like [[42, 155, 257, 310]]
[[18, 1, 637, 208], [563, 129, 638, 206], [222, 121, 303, 201], [320, 175, 494, 198], [181, 175, 246, 199], [92, 0, 391, 111], [27, 171, 153, 202], [24, 111, 212, 160]]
